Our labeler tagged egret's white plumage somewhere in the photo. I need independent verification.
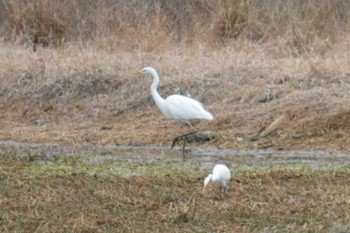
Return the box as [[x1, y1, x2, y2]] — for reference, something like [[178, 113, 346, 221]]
[[203, 164, 231, 198], [135, 67, 213, 125]]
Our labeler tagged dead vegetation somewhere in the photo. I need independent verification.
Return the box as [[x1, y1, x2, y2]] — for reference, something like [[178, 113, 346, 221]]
[[1, 39, 350, 150], [1, 2, 350, 232], [0, 154, 350, 232], [1, 0, 350, 50]]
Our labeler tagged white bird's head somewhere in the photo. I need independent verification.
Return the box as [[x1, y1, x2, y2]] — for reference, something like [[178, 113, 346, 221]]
[[132, 66, 157, 76], [142, 67, 156, 74], [202, 174, 212, 193]]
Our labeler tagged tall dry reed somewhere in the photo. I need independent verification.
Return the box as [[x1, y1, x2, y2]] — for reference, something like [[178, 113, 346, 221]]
[[0, 0, 349, 51]]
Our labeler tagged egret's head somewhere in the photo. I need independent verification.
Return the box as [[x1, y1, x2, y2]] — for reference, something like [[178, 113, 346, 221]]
[[142, 67, 155, 73], [132, 67, 156, 76], [202, 174, 212, 193]]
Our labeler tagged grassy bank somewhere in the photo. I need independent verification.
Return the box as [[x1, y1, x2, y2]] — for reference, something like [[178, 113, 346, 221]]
[[0, 1, 350, 150], [0, 41, 350, 151], [1, 154, 350, 232]]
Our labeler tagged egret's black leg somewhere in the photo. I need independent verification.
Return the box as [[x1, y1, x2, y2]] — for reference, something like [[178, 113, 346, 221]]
[[220, 186, 227, 200], [171, 136, 181, 149], [171, 131, 214, 161], [182, 139, 187, 161], [171, 131, 197, 150]]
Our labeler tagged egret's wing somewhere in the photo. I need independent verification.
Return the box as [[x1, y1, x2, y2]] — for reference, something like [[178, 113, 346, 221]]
[[164, 95, 213, 123]]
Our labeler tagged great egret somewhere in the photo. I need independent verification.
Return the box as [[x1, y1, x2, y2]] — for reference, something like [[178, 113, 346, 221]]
[[133, 67, 214, 125], [202, 164, 231, 199]]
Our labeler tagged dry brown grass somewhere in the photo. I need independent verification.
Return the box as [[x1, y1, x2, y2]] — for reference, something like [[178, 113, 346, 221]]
[[0, 0, 215, 50], [1, 154, 350, 232], [1, 2, 350, 232], [1, 0, 350, 50], [0, 36, 350, 150], [1, 1, 350, 151]]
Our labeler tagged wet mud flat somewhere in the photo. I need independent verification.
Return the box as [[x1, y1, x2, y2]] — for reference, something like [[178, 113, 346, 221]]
[[0, 140, 350, 170]]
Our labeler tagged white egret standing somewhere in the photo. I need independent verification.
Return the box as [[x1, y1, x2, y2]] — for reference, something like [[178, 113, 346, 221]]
[[133, 67, 213, 125], [133, 67, 214, 159], [203, 164, 231, 199]]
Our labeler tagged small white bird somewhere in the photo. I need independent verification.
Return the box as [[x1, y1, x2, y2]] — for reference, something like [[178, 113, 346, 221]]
[[202, 164, 231, 199], [133, 67, 213, 126]]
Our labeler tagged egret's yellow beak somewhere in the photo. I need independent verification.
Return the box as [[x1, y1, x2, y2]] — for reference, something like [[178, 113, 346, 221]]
[[202, 186, 207, 194], [131, 70, 143, 76]]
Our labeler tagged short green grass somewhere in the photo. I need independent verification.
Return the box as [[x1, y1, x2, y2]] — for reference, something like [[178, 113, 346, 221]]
[[1, 154, 350, 233]]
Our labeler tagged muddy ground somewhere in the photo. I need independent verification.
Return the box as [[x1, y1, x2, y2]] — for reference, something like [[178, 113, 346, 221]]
[[1, 140, 350, 170]]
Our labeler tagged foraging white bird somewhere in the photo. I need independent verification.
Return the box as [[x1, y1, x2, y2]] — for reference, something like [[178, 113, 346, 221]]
[[133, 67, 213, 125], [203, 164, 231, 199]]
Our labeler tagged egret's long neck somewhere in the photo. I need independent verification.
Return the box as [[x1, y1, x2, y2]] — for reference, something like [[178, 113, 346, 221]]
[[149, 69, 166, 111]]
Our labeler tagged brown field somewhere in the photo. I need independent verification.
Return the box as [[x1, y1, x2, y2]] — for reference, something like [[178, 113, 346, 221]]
[[1, 153, 350, 233], [1, 0, 350, 232], [0, 0, 350, 150]]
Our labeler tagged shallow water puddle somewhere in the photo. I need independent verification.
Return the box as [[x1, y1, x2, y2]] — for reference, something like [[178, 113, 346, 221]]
[[0, 140, 350, 170]]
